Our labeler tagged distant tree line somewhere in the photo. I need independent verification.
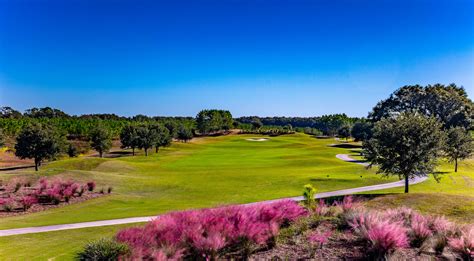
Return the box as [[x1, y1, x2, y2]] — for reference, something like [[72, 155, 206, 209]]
[[196, 109, 233, 135], [0, 106, 195, 139], [236, 114, 361, 136]]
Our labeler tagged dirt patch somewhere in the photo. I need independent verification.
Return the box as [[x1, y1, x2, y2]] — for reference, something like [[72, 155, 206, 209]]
[[0, 150, 33, 169]]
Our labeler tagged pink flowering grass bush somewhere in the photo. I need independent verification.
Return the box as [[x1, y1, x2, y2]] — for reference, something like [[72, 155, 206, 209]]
[[448, 225, 474, 260], [0, 177, 104, 213], [116, 200, 307, 260]]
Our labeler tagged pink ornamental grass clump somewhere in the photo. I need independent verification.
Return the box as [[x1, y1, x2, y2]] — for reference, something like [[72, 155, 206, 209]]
[[448, 225, 474, 260], [116, 200, 306, 259], [308, 230, 332, 248], [366, 220, 408, 256], [409, 212, 432, 247], [350, 211, 408, 257], [19, 195, 38, 210], [315, 200, 330, 216]]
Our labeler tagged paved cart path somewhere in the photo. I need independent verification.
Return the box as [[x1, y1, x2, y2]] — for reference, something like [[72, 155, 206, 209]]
[[0, 154, 427, 237]]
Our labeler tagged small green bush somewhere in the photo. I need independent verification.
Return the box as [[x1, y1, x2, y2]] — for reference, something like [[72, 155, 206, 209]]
[[76, 238, 129, 261], [302, 184, 316, 210]]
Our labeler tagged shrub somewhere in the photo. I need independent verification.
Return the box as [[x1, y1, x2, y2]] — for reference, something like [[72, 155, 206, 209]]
[[409, 213, 432, 247], [20, 196, 38, 211], [116, 200, 306, 259], [77, 186, 85, 197], [1, 198, 15, 212], [448, 225, 474, 260], [366, 221, 408, 257], [349, 211, 408, 258], [86, 181, 96, 192], [76, 238, 129, 261], [302, 184, 316, 210], [315, 200, 330, 216]]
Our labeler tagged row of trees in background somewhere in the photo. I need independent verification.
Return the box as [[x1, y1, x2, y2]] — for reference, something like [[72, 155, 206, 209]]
[[236, 114, 360, 136], [0, 106, 195, 139], [362, 84, 473, 193], [196, 110, 233, 135]]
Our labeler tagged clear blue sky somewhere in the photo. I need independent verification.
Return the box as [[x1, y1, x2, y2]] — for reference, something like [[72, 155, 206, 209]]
[[0, 0, 473, 117]]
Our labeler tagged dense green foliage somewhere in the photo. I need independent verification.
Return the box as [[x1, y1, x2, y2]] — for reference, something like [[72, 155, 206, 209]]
[[369, 84, 473, 129], [301, 127, 323, 136], [351, 121, 373, 141], [237, 114, 360, 136], [177, 125, 193, 142], [89, 125, 112, 158], [445, 127, 473, 172], [151, 124, 172, 153], [337, 125, 352, 140], [0, 128, 4, 147], [0, 106, 195, 139], [196, 109, 233, 135], [363, 113, 445, 193], [76, 238, 129, 261], [119, 125, 139, 155], [14, 123, 65, 171]]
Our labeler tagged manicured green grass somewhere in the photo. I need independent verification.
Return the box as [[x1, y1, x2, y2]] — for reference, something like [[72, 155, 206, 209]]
[[0, 134, 387, 230], [0, 224, 137, 261]]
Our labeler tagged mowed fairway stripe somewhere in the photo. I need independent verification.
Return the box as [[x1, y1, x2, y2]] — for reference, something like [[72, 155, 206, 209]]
[[0, 154, 427, 237]]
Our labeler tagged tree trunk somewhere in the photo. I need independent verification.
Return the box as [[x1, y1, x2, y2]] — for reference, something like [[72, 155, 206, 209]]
[[145, 148, 148, 156], [132, 147, 135, 156], [99, 150, 103, 158], [455, 158, 458, 172], [34, 159, 39, 171], [155, 146, 159, 153], [404, 175, 409, 193]]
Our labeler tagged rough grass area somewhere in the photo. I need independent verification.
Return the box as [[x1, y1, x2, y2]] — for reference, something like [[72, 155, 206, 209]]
[[365, 194, 474, 223]]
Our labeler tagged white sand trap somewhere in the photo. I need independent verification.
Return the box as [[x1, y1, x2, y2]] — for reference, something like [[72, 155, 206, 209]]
[[246, 138, 269, 142]]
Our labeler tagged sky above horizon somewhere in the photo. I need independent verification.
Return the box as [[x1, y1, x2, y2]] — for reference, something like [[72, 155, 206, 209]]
[[1, 0, 473, 117]]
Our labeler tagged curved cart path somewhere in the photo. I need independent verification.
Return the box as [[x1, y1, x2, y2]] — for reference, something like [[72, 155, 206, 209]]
[[0, 154, 427, 237]]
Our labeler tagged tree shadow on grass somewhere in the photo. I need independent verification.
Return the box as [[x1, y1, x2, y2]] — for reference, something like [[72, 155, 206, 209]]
[[329, 143, 362, 149]]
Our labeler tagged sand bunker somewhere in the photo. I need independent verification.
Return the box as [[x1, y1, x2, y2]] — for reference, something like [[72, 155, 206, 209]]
[[246, 138, 269, 142]]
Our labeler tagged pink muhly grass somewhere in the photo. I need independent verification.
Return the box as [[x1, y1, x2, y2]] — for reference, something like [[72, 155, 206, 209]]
[[20, 195, 38, 210], [315, 200, 330, 216], [409, 213, 432, 247], [339, 195, 359, 212], [308, 230, 332, 248], [349, 210, 408, 256], [367, 220, 408, 255], [428, 216, 454, 235], [116, 200, 306, 259], [448, 225, 474, 260]]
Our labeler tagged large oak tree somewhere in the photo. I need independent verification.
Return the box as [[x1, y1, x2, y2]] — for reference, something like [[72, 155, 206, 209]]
[[363, 112, 444, 193]]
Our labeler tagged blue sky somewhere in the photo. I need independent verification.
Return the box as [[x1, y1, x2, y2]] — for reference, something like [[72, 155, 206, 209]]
[[0, 0, 473, 117]]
